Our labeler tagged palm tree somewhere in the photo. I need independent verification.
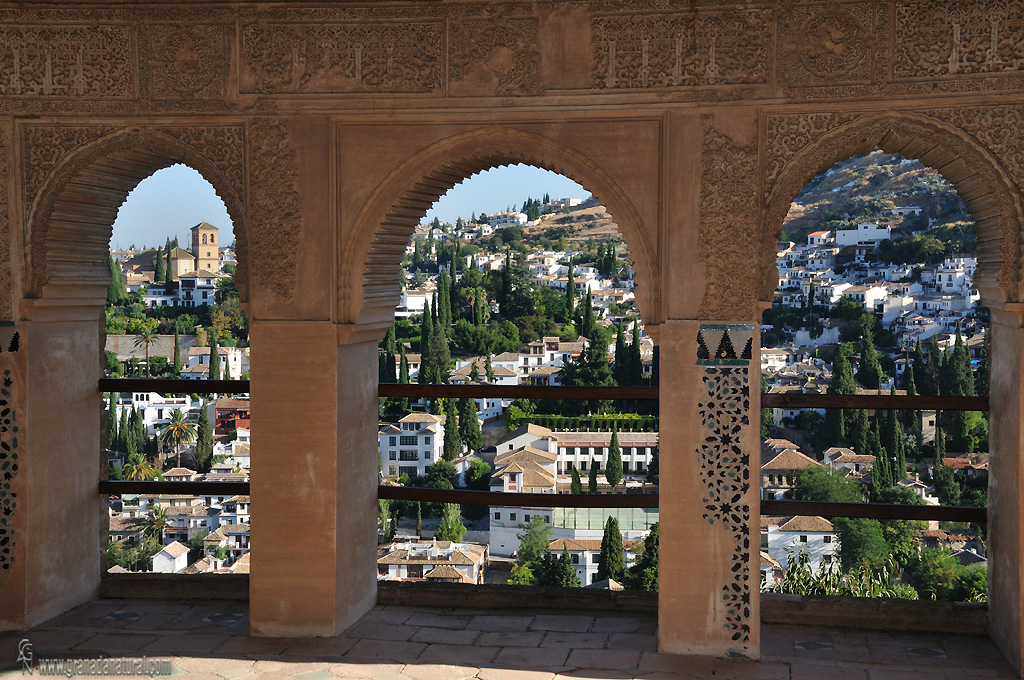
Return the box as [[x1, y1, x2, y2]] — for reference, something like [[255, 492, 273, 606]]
[[160, 409, 197, 468], [143, 507, 168, 543], [134, 327, 159, 377], [122, 452, 158, 481]]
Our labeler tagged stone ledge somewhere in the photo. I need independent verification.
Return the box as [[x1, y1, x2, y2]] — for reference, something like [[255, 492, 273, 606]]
[[99, 573, 249, 601], [377, 581, 658, 612]]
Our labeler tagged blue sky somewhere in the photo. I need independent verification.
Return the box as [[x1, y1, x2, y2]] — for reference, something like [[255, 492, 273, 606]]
[[110, 163, 589, 248]]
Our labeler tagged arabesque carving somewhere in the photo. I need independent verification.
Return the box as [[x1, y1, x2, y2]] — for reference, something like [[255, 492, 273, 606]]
[[781, 3, 877, 87], [591, 9, 771, 89], [141, 24, 228, 99], [0, 123, 10, 319], [22, 126, 116, 216], [247, 118, 300, 299], [449, 17, 539, 96], [0, 25, 132, 98], [699, 118, 758, 321], [241, 20, 443, 94]]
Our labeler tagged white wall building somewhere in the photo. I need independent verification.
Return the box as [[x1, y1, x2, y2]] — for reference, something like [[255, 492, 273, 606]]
[[379, 413, 445, 479], [762, 516, 837, 572], [152, 541, 190, 574], [488, 211, 528, 228], [835, 223, 892, 248]]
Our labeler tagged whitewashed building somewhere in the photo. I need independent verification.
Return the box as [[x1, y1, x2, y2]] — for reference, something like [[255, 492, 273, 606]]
[[379, 413, 445, 479]]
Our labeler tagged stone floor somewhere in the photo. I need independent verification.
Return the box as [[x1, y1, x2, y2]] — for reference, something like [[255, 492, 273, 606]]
[[0, 600, 1017, 680]]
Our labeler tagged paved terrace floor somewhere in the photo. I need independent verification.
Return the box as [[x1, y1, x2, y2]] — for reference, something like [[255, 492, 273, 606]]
[[0, 600, 1017, 680]]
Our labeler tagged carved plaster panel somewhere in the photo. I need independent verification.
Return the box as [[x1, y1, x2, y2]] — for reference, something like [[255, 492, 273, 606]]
[[21, 126, 116, 218], [591, 9, 771, 90], [0, 123, 9, 320], [699, 118, 759, 321], [0, 24, 132, 98], [247, 118, 300, 299], [0, 368, 17, 574], [449, 16, 540, 96], [779, 2, 879, 88], [140, 24, 229, 100], [240, 20, 443, 95]]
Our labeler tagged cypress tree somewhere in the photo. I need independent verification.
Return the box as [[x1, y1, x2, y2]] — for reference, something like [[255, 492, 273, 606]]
[[570, 465, 582, 494], [107, 393, 118, 452], [605, 425, 623, 488], [107, 255, 127, 305], [597, 516, 625, 582], [975, 331, 990, 396], [164, 242, 174, 287], [458, 397, 483, 452], [565, 258, 575, 319], [384, 325, 398, 383], [399, 344, 410, 412], [856, 325, 884, 390], [923, 338, 942, 396], [847, 408, 869, 455], [629, 320, 643, 385], [438, 270, 452, 330], [646, 444, 659, 485], [469, 361, 480, 382], [154, 249, 165, 288], [579, 290, 595, 339], [485, 355, 494, 383], [418, 300, 434, 384], [443, 398, 460, 461], [172, 327, 182, 374], [588, 457, 599, 494], [613, 323, 627, 386], [948, 327, 977, 453], [208, 332, 220, 383], [912, 340, 926, 394], [428, 314, 451, 384], [118, 407, 130, 454], [195, 402, 214, 473], [904, 358, 919, 432], [825, 350, 855, 446]]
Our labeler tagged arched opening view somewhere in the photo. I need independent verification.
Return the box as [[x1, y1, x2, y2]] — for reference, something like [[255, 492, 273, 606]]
[[760, 150, 988, 601], [376, 165, 659, 590], [104, 164, 251, 576]]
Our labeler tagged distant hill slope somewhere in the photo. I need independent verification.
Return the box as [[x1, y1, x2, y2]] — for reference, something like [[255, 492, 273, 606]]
[[782, 150, 973, 247], [521, 197, 622, 248]]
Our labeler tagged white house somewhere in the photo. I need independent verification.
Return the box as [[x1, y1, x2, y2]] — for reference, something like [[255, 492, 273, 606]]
[[212, 428, 251, 469], [762, 516, 837, 571], [835, 223, 892, 248], [489, 446, 558, 556], [379, 413, 445, 479], [183, 345, 244, 380], [152, 540, 190, 573], [116, 392, 196, 438], [488, 211, 528, 228], [377, 540, 487, 584], [546, 537, 644, 587], [177, 270, 224, 308]]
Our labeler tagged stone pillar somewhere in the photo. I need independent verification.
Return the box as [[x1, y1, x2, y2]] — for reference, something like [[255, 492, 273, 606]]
[[0, 299, 104, 631], [658, 320, 760, 659], [986, 308, 1024, 675], [249, 321, 378, 637]]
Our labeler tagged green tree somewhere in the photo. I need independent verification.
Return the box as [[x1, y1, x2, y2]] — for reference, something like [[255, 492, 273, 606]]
[[597, 516, 625, 582], [761, 372, 773, 438], [154, 249, 165, 286], [516, 515, 552, 567], [834, 517, 888, 572], [122, 452, 158, 481], [195, 402, 214, 473], [143, 507, 168, 542], [627, 523, 659, 591], [975, 331, 990, 396], [117, 408, 130, 454], [426, 459, 459, 489], [107, 393, 118, 452], [172, 327, 182, 374], [134, 326, 158, 378], [208, 332, 220, 382], [485, 354, 494, 383], [463, 459, 491, 490], [160, 408, 197, 469], [932, 462, 962, 506], [435, 503, 467, 542], [565, 258, 575, 319], [910, 548, 963, 601], [538, 544, 580, 587], [792, 466, 862, 503], [855, 320, 885, 389], [399, 344, 410, 411], [164, 242, 173, 287], [588, 457, 599, 494], [458, 397, 483, 453], [107, 255, 127, 305], [646, 445, 659, 485], [570, 465, 582, 494], [605, 425, 623, 488], [507, 562, 536, 585], [443, 398, 461, 461], [825, 348, 856, 446], [418, 299, 434, 384]]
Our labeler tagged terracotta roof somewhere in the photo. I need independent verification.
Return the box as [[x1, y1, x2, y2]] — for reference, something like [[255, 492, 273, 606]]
[[494, 446, 557, 466], [764, 438, 799, 450], [496, 423, 553, 445], [762, 449, 822, 471], [546, 538, 644, 553], [159, 541, 190, 559], [760, 552, 782, 570], [228, 553, 251, 573], [400, 413, 445, 423], [108, 516, 146, 533], [107, 565, 131, 574], [777, 516, 834, 533], [424, 565, 465, 580], [163, 467, 198, 476]]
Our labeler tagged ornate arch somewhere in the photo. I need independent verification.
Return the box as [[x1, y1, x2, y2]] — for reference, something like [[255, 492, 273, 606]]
[[22, 124, 247, 304], [339, 125, 660, 330], [762, 111, 1024, 308]]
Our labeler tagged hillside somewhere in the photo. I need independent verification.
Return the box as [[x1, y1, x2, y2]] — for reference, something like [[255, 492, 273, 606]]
[[521, 197, 621, 247], [782, 150, 973, 247]]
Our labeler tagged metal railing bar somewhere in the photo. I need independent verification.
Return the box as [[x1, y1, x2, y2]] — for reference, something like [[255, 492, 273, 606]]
[[99, 378, 248, 394], [100, 480, 251, 495], [762, 393, 989, 411], [761, 499, 986, 523]]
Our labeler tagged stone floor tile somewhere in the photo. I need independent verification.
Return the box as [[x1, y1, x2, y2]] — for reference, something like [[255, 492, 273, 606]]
[[475, 632, 545, 648], [710, 659, 790, 680], [791, 661, 868, 680], [635, 653, 716, 675], [281, 637, 358, 658], [174, 674, 223, 680], [541, 632, 609, 650], [629, 672, 708, 680], [173, 657, 256, 674], [493, 646, 571, 668], [555, 670, 634, 679], [344, 623, 417, 642], [566, 649, 640, 671], [404, 613, 471, 630], [590, 619, 642, 634], [416, 643, 501, 666], [344, 639, 427, 662], [296, 672, 337, 680], [409, 628, 481, 646], [327, 661, 405, 678], [606, 633, 657, 652], [73, 633, 161, 651], [249, 660, 328, 675], [466, 616, 535, 633], [866, 671, 946, 680], [143, 635, 229, 654], [530, 616, 595, 633], [476, 669, 556, 680], [213, 637, 298, 657], [357, 607, 417, 626], [399, 663, 479, 680], [18, 630, 97, 651]]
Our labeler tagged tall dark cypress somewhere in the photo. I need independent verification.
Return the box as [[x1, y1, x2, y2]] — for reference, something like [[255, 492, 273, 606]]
[[418, 300, 434, 385], [629, 320, 643, 385], [613, 322, 627, 386], [565, 257, 575, 320]]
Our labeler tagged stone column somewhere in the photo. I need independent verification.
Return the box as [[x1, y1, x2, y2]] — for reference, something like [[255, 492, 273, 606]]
[[658, 320, 760, 659], [986, 308, 1024, 675], [248, 321, 378, 637], [0, 297, 105, 631]]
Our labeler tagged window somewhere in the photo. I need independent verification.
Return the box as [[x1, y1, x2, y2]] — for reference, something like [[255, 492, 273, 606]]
[[544, 516, 549, 523], [389, 437, 396, 446], [799, 535, 808, 543], [494, 512, 500, 520], [525, 515, 531, 523], [424, 437, 431, 444], [389, 452, 397, 460], [509, 473, 517, 482], [510, 513, 517, 521], [399, 435, 417, 446], [824, 535, 832, 544], [399, 465, 417, 478], [822, 555, 832, 565], [399, 450, 418, 461]]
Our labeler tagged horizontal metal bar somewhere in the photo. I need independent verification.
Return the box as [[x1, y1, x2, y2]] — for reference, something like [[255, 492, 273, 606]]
[[99, 480, 250, 495], [99, 378, 249, 394], [378, 383, 659, 401], [762, 393, 989, 412], [762, 499, 986, 523], [377, 485, 658, 508]]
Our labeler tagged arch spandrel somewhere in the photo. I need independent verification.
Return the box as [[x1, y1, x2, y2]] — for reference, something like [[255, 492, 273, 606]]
[[762, 111, 1024, 309], [21, 125, 247, 306], [339, 125, 660, 335]]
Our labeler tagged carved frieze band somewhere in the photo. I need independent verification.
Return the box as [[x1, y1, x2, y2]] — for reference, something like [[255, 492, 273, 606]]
[[0, 365, 18, 575], [247, 118, 300, 299], [699, 117, 758, 321], [0, 123, 9, 319]]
